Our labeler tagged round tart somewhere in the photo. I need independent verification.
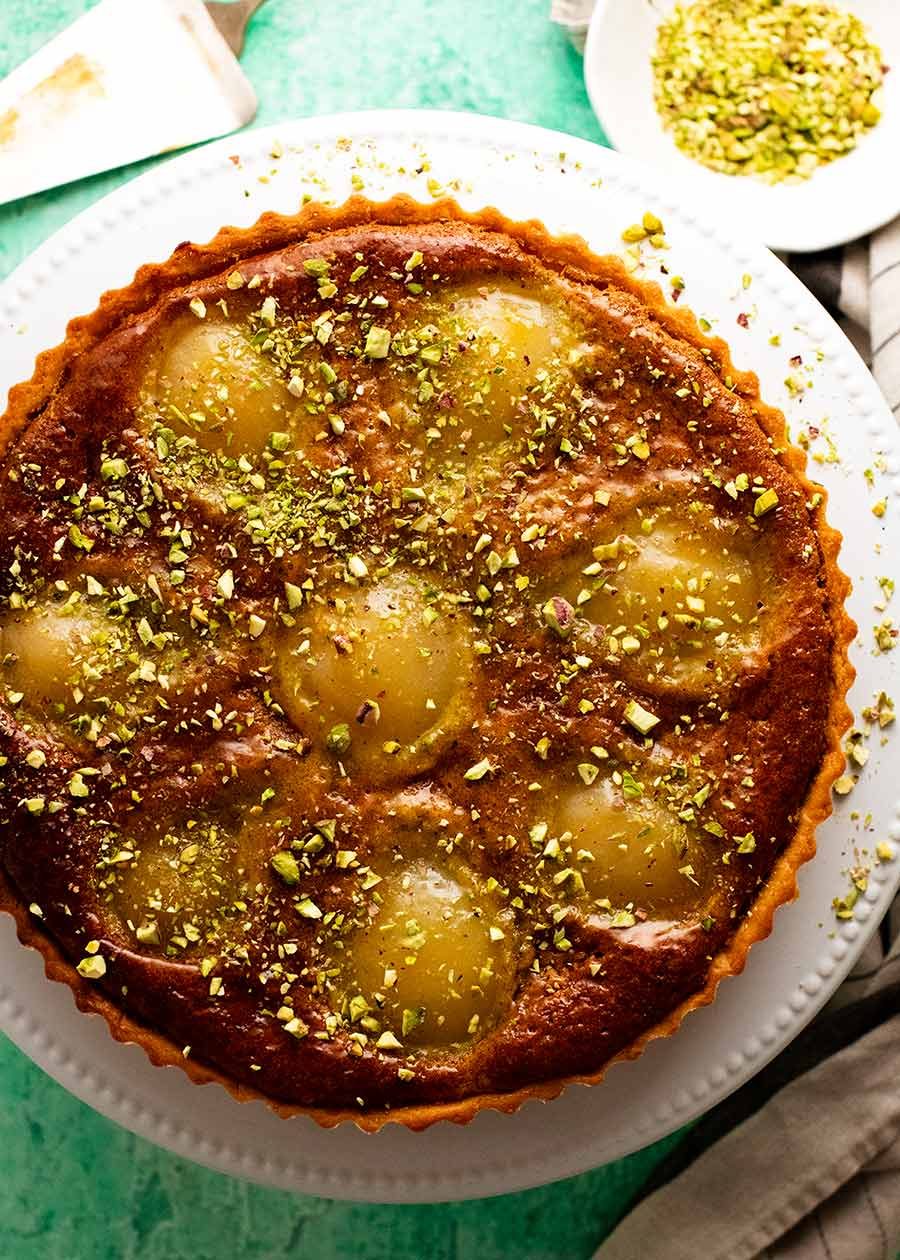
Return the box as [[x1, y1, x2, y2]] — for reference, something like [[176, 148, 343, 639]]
[[0, 197, 853, 1129]]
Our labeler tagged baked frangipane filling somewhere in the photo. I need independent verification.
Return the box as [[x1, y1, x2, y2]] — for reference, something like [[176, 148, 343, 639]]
[[0, 200, 850, 1125]]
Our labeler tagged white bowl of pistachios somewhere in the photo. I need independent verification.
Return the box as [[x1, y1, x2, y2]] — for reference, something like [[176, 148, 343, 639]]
[[584, 0, 900, 252]]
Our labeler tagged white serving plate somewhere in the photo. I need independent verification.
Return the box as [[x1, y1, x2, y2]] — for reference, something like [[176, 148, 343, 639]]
[[584, 0, 900, 253], [0, 111, 898, 1204]]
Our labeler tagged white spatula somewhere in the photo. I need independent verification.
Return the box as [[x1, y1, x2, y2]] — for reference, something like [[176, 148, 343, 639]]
[[0, 0, 265, 207]]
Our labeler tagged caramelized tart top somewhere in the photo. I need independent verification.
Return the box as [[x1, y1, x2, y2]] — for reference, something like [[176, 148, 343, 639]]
[[0, 200, 850, 1123]]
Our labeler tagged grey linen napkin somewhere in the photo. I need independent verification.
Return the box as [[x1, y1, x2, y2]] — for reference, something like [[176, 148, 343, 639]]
[[596, 929, 900, 1260], [548, 6, 900, 1256]]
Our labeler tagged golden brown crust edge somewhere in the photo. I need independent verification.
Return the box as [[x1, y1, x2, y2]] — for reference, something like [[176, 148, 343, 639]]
[[0, 195, 856, 1133]]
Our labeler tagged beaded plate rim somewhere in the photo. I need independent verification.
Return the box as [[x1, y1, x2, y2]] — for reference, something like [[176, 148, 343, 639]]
[[0, 110, 897, 1203]]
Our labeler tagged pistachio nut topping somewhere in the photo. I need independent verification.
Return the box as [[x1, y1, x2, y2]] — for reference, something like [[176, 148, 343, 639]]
[[653, 0, 884, 182], [0, 209, 847, 1117]]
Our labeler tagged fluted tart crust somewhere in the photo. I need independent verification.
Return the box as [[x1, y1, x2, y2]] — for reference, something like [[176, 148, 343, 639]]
[[0, 197, 854, 1129]]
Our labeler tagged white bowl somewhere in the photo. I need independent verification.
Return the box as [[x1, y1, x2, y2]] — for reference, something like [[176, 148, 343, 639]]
[[584, 0, 900, 252]]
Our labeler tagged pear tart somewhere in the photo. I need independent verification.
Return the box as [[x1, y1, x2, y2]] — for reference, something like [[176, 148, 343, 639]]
[[0, 198, 852, 1128]]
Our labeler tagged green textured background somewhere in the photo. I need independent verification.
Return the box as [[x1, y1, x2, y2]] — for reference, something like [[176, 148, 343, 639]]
[[0, 4, 686, 1257]]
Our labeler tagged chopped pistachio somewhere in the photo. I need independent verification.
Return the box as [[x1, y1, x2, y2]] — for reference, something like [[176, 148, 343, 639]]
[[284, 581, 304, 610], [875, 620, 896, 653], [401, 1007, 425, 1036], [542, 596, 575, 639], [77, 955, 107, 980], [135, 922, 160, 945], [100, 457, 128, 481], [364, 326, 391, 359], [271, 851, 301, 885], [303, 258, 330, 278], [621, 770, 643, 799], [623, 699, 660, 735], [753, 488, 779, 517], [652, 0, 884, 183], [326, 723, 352, 755], [69, 772, 90, 798], [67, 523, 93, 552]]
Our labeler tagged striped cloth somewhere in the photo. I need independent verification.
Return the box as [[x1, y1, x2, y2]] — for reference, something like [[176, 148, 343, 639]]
[[596, 915, 900, 1260], [550, 6, 900, 1257], [872, 220, 900, 416], [791, 218, 900, 416]]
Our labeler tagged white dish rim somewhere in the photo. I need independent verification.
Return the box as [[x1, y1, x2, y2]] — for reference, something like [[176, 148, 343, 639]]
[[0, 108, 898, 1204]]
